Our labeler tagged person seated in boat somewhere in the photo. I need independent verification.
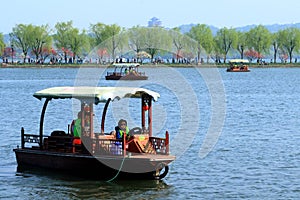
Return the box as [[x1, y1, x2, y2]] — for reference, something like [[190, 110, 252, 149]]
[[113, 119, 130, 140], [128, 67, 138, 76], [124, 68, 129, 74], [71, 111, 82, 138]]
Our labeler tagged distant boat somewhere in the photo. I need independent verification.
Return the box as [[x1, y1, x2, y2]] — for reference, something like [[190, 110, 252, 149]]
[[105, 63, 148, 80], [227, 59, 250, 72], [14, 86, 175, 180]]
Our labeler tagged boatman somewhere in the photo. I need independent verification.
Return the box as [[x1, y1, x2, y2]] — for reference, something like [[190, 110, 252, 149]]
[[71, 111, 82, 137]]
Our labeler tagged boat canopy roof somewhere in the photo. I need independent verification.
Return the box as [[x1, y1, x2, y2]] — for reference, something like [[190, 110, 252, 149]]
[[229, 59, 249, 63], [33, 86, 160, 103], [112, 63, 140, 68]]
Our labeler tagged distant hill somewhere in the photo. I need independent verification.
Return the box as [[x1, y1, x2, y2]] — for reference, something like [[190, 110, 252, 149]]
[[178, 23, 300, 34], [178, 23, 219, 35], [236, 23, 300, 33]]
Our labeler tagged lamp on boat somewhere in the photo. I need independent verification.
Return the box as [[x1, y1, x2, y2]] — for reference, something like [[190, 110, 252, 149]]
[[143, 102, 149, 111]]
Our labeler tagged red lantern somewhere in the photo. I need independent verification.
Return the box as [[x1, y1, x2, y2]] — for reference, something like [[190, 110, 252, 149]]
[[143, 103, 149, 111]]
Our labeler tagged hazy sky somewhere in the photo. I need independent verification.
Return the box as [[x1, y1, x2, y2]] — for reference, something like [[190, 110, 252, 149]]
[[2, 0, 299, 33]]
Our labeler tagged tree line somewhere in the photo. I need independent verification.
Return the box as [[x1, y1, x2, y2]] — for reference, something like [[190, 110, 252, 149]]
[[0, 21, 300, 64]]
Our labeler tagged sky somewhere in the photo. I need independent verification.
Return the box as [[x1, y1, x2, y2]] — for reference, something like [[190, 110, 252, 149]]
[[1, 0, 300, 34]]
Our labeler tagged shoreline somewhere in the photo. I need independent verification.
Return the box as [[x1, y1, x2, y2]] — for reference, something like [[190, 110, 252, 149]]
[[2, 63, 300, 68]]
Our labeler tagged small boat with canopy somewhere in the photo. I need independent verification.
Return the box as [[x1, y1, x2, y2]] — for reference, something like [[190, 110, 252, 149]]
[[14, 86, 175, 180], [105, 63, 148, 80], [227, 59, 250, 72]]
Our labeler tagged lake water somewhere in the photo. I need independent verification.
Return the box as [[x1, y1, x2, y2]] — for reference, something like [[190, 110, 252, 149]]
[[0, 67, 300, 199]]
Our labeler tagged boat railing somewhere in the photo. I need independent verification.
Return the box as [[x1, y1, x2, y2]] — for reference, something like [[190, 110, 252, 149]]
[[20, 128, 170, 156], [106, 72, 123, 76], [106, 71, 146, 77], [21, 133, 41, 149], [149, 136, 168, 155], [91, 137, 124, 156], [90, 132, 169, 156]]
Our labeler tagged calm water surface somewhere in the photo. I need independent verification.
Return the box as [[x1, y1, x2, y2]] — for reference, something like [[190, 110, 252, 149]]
[[0, 67, 300, 199]]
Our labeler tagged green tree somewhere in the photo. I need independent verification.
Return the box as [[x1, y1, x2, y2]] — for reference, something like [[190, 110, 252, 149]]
[[170, 27, 193, 62], [270, 32, 280, 63], [53, 21, 73, 63], [68, 29, 89, 62], [143, 27, 171, 61], [236, 31, 247, 59], [187, 24, 213, 64], [10, 24, 32, 63], [116, 31, 129, 58], [214, 27, 238, 63], [127, 26, 147, 54], [245, 25, 271, 61], [29, 24, 52, 62], [89, 22, 106, 47], [211, 41, 223, 64], [54, 21, 88, 63], [278, 27, 300, 63], [0, 33, 5, 58], [101, 24, 122, 61]]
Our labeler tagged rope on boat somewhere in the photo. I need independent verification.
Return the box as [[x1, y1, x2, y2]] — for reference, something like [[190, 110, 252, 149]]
[[106, 155, 126, 182]]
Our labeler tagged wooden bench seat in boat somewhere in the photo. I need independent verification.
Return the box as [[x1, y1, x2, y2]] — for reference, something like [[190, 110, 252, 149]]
[[127, 134, 156, 154]]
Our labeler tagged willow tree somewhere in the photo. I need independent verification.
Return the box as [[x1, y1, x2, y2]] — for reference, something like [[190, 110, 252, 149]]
[[69, 29, 89, 62], [245, 25, 271, 61], [89, 22, 106, 47], [169, 27, 193, 62], [53, 21, 73, 63], [9, 24, 32, 63], [54, 21, 89, 63], [214, 27, 238, 63], [29, 24, 52, 62], [101, 24, 122, 61], [211, 39, 223, 64], [143, 27, 171, 61], [187, 24, 213, 64], [236, 31, 247, 59], [0, 33, 5, 59], [278, 27, 300, 63], [127, 26, 147, 54], [270, 32, 281, 63]]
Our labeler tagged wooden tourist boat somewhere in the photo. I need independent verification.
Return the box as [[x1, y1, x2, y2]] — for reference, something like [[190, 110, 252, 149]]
[[227, 59, 250, 72], [105, 63, 148, 80], [14, 86, 175, 180]]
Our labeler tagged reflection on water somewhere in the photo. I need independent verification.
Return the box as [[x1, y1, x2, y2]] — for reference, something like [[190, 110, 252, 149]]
[[14, 169, 171, 200]]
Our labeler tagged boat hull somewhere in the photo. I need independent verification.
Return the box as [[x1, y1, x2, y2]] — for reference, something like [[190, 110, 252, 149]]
[[226, 69, 250, 72], [14, 148, 174, 180], [105, 75, 148, 80]]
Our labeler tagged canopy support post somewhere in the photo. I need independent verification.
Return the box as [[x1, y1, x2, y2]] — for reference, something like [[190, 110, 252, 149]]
[[39, 98, 50, 149], [141, 95, 152, 136], [148, 97, 152, 137], [101, 98, 111, 134]]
